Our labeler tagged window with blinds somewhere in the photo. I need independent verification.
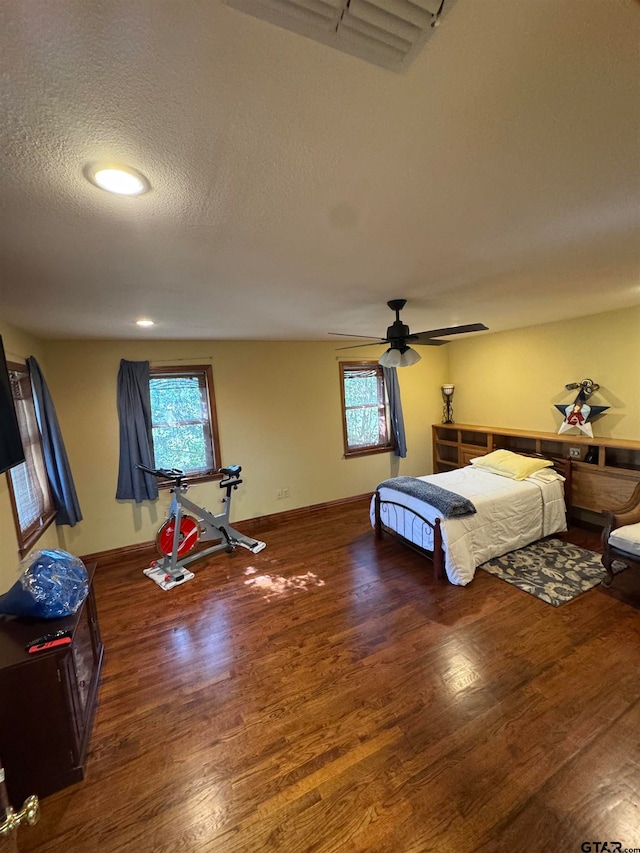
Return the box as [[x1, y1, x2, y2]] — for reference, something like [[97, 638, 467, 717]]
[[149, 365, 221, 482], [7, 363, 56, 555], [339, 362, 394, 458]]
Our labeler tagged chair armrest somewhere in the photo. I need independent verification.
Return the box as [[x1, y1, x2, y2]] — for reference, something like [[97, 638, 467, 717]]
[[601, 504, 640, 553], [611, 507, 640, 528], [607, 481, 640, 516], [601, 481, 640, 544]]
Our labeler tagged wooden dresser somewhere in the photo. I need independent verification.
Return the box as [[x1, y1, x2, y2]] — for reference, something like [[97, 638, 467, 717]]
[[0, 562, 103, 804], [432, 424, 640, 515]]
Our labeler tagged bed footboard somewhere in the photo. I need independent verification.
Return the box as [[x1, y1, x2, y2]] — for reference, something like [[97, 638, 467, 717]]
[[374, 490, 445, 581]]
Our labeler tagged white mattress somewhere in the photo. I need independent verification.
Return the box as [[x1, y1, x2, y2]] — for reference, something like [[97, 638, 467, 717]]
[[370, 467, 567, 586]]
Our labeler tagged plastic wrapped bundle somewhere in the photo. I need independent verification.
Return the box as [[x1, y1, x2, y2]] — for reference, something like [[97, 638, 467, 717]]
[[0, 549, 88, 619]]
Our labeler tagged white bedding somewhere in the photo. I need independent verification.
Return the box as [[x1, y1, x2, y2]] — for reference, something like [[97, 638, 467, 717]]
[[370, 466, 567, 586]]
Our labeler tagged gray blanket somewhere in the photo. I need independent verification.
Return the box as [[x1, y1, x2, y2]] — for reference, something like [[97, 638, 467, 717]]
[[377, 476, 476, 518]]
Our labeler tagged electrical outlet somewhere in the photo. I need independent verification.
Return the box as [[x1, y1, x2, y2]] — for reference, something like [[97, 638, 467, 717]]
[[276, 489, 282, 499], [282, 487, 289, 498], [569, 447, 581, 459]]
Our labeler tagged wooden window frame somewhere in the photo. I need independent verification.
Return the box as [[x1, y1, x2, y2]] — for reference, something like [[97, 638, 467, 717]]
[[339, 361, 395, 459], [148, 364, 222, 488], [6, 362, 56, 557]]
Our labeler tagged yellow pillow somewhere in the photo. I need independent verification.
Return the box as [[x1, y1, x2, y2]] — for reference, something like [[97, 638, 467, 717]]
[[469, 449, 554, 481]]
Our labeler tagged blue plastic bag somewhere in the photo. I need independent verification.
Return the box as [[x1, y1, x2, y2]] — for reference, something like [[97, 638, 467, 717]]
[[0, 549, 88, 619]]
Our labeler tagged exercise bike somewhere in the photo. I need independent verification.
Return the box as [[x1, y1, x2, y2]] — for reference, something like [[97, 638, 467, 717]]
[[137, 463, 266, 590]]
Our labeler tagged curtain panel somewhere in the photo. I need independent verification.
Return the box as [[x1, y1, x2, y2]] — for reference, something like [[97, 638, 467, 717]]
[[116, 359, 158, 502], [26, 356, 82, 526], [383, 366, 407, 458]]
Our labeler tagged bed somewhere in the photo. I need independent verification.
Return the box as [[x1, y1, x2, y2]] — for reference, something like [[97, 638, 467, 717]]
[[370, 452, 570, 586]]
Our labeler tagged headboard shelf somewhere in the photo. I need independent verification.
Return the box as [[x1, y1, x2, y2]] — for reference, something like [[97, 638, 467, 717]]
[[432, 424, 640, 516]]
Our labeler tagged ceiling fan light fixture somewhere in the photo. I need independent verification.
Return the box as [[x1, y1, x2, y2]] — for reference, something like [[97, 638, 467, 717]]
[[379, 348, 402, 368], [379, 346, 421, 368], [399, 348, 421, 367]]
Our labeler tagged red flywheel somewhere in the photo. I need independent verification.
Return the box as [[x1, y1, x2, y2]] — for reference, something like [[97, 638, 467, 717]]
[[156, 515, 200, 557]]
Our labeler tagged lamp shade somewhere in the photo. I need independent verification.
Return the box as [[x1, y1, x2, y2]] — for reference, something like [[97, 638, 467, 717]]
[[379, 346, 421, 368], [379, 348, 401, 367], [441, 384, 455, 396], [399, 348, 421, 367]]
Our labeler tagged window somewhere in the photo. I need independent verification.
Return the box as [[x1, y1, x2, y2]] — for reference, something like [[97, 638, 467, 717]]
[[6, 363, 56, 556], [339, 361, 394, 458], [149, 365, 221, 482]]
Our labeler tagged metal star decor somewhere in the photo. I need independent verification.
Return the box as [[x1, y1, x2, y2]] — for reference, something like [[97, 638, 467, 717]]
[[555, 378, 608, 438]]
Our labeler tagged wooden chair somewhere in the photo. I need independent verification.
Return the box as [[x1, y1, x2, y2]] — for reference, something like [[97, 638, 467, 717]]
[[601, 481, 640, 586]]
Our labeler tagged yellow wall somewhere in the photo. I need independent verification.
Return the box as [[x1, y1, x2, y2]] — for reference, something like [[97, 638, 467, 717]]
[[1, 305, 638, 594], [43, 339, 447, 563], [0, 322, 60, 592], [447, 306, 640, 438]]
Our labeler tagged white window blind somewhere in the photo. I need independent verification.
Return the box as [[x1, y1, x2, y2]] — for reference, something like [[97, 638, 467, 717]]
[[8, 367, 54, 546]]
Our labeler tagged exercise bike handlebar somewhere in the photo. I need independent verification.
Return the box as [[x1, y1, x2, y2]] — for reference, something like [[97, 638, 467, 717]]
[[136, 463, 184, 482], [136, 463, 242, 486]]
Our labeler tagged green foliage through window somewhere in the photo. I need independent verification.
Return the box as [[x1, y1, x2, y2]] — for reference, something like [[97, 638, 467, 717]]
[[340, 363, 393, 455], [149, 369, 217, 475]]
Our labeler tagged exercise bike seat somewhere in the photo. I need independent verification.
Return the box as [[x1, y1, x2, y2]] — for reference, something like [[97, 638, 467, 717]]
[[219, 465, 241, 478]]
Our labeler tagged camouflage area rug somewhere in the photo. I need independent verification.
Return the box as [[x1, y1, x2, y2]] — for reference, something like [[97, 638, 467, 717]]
[[479, 538, 618, 607]]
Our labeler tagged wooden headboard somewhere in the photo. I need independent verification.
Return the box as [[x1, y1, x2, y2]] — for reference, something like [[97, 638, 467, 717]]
[[433, 424, 640, 516]]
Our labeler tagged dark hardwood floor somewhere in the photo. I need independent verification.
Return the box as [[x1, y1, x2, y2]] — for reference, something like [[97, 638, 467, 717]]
[[19, 501, 640, 853]]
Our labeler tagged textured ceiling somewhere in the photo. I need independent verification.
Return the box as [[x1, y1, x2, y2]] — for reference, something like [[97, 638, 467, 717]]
[[0, 0, 638, 341]]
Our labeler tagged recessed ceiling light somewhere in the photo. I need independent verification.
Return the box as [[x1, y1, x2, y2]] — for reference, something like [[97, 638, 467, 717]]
[[85, 163, 150, 196], [136, 318, 154, 327]]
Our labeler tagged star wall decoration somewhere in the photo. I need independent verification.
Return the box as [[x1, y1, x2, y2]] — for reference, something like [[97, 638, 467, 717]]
[[554, 378, 608, 438]]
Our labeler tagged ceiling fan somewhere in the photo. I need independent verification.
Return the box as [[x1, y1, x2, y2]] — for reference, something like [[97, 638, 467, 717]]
[[330, 299, 489, 367]]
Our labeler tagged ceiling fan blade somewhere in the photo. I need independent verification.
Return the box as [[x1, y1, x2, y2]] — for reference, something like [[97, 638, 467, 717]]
[[411, 323, 489, 343], [335, 341, 386, 351], [328, 332, 386, 341]]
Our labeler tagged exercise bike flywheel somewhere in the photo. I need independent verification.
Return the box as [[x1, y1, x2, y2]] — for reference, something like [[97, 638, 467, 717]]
[[156, 514, 200, 558]]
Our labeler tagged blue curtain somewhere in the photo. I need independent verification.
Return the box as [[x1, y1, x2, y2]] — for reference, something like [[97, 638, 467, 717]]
[[383, 366, 407, 458], [26, 357, 83, 526], [116, 360, 158, 502]]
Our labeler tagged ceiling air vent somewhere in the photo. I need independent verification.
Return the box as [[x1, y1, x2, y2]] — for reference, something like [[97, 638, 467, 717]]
[[224, 0, 457, 71]]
